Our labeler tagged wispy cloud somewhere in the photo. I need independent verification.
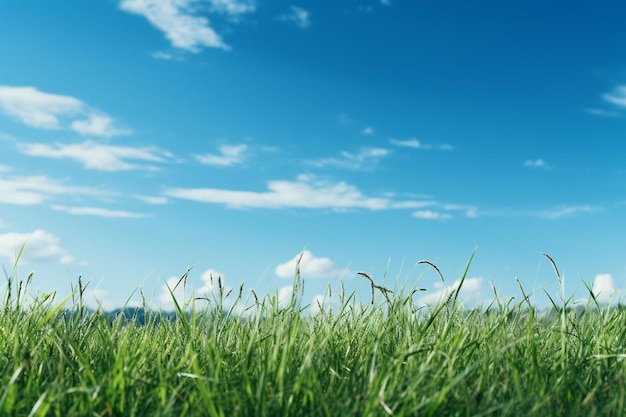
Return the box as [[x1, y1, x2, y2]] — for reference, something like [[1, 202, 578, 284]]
[[277, 6, 311, 29], [390, 138, 453, 151], [165, 174, 392, 210], [442, 204, 479, 218], [119, 0, 238, 52], [207, 0, 255, 16], [524, 158, 549, 169], [362, 126, 375, 136], [412, 210, 452, 220], [151, 50, 185, 61], [534, 204, 598, 220], [195, 143, 248, 167], [0, 86, 130, 137], [0, 229, 75, 265], [603, 85, 626, 108], [51, 205, 151, 219], [390, 200, 436, 209], [17, 141, 175, 171], [308, 147, 391, 170], [586, 108, 621, 118], [0, 174, 110, 205], [164, 174, 478, 218], [483, 204, 600, 220]]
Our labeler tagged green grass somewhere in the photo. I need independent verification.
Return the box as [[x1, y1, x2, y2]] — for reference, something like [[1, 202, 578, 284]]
[[2, 255, 626, 416]]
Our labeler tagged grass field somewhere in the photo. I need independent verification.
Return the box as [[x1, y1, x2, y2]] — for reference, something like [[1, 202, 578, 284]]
[[2, 254, 626, 416]]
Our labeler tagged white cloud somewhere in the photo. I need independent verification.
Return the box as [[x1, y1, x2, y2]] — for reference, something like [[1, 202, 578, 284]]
[[0, 174, 109, 205], [0, 229, 75, 265], [18, 141, 174, 171], [412, 210, 452, 220], [380, 0, 392, 5], [151, 50, 184, 60], [134, 194, 169, 205], [603, 85, 626, 108], [0, 86, 82, 129], [208, 0, 255, 16], [158, 267, 239, 311], [310, 292, 345, 315], [442, 204, 479, 218], [51, 205, 151, 219], [70, 114, 132, 137], [159, 276, 190, 310], [592, 273, 617, 304], [164, 174, 477, 218], [390, 138, 426, 149], [308, 147, 391, 170], [0, 86, 128, 137], [275, 250, 336, 279], [586, 108, 621, 118], [83, 288, 119, 311], [278, 285, 294, 309], [481, 205, 599, 220], [535, 205, 598, 220], [390, 138, 453, 150], [362, 126, 375, 135], [391, 200, 436, 209], [197, 268, 232, 298], [164, 174, 391, 210], [416, 277, 483, 308], [195, 144, 248, 167], [277, 6, 311, 29], [524, 159, 548, 168], [119, 0, 231, 52]]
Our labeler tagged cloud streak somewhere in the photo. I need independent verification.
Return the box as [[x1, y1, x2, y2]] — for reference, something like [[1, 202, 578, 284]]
[[412, 210, 452, 220], [164, 174, 392, 210], [0, 174, 110, 205], [17, 141, 175, 171], [51, 205, 151, 219], [524, 159, 549, 169], [390, 138, 453, 151], [308, 147, 391, 170], [603, 85, 626, 108], [163, 174, 481, 219], [534, 205, 598, 220]]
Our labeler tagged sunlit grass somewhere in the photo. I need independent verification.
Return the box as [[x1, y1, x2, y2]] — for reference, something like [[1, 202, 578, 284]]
[[2, 253, 626, 416]]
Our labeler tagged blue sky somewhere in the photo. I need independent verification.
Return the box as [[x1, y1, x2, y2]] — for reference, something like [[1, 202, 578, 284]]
[[1, 0, 626, 311]]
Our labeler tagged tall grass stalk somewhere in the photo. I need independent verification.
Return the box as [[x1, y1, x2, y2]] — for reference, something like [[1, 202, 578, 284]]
[[2, 255, 626, 416]]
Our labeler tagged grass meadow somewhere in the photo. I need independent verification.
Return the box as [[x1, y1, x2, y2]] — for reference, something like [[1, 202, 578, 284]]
[[2, 253, 626, 416]]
